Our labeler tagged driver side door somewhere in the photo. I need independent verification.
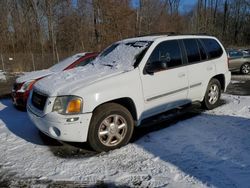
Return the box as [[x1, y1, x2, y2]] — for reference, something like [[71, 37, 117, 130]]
[[140, 40, 189, 118]]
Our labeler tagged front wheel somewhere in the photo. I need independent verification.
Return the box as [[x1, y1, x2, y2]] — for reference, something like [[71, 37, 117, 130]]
[[240, 63, 250, 74], [88, 103, 134, 152], [202, 79, 221, 110]]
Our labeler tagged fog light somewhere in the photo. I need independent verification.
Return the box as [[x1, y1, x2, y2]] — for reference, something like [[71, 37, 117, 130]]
[[49, 127, 61, 137], [66, 117, 79, 122]]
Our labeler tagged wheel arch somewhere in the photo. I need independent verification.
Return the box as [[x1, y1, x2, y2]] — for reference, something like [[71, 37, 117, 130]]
[[92, 97, 138, 123], [212, 74, 225, 91]]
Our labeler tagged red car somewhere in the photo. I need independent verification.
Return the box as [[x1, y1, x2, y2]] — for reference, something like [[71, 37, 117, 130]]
[[12, 52, 98, 109]]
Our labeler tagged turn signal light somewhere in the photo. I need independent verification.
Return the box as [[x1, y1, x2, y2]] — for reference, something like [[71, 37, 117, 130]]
[[66, 99, 82, 113]]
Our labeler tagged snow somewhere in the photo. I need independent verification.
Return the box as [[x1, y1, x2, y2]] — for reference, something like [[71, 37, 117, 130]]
[[16, 69, 53, 83], [0, 94, 250, 187], [96, 42, 149, 70], [16, 53, 86, 84], [0, 70, 6, 81], [34, 41, 150, 96], [34, 64, 124, 96], [49, 53, 86, 72]]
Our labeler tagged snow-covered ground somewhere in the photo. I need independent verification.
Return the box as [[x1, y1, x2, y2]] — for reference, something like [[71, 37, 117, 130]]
[[0, 70, 6, 81], [0, 94, 250, 187]]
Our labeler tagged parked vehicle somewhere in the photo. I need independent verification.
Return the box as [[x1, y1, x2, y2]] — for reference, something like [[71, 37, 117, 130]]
[[27, 35, 231, 152], [227, 49, 250, 74], [12, 52, 98, 109], [241, 49, 250, 55]]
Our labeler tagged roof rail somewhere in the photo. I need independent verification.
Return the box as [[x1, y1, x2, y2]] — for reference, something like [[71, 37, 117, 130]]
[[187, 32, 210, 36], [136, 32, 211, 37], [136, 32, 178, 37]]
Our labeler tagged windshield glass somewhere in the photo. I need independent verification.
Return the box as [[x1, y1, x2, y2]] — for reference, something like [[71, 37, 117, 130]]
[[93, 41, 152, 71]]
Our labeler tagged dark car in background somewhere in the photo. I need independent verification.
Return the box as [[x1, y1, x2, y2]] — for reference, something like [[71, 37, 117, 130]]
[[227, 49, 250, 74], [241, 49, 250, 56], [12, 52, 98, 109]]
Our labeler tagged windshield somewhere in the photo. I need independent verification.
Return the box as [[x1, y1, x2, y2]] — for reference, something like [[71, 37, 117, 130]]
[[93, 41, 152, 71]]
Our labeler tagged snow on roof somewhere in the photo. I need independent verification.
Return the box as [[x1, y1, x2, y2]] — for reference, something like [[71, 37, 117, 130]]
[[49, 52, 87, 72], [123, 34, 216, 42], [120, 35, 169, 43], [16, 69, 53, 83], [15, 53, 87, 83]]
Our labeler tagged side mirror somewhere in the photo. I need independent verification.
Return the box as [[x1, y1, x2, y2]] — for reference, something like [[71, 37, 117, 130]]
[[145, 60, 167, 74]]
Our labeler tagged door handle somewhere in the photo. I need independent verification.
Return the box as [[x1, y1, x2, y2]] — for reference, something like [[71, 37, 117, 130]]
[[178, 73, 186, 78]]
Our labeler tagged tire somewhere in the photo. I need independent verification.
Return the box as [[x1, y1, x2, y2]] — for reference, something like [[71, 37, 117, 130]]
[[240, 63, 250, 74], [87, 103, 134, 152], [202, 78, 221, 110]]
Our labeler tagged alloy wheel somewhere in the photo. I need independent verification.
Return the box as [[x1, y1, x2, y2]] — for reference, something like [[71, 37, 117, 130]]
[[98, 114, 128, 147], [208, 84, 219, 105]]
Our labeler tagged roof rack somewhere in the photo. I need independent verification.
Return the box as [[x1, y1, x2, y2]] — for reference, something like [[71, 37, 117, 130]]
[[136, 32, 211, 37], [136, 32, 178, 37]]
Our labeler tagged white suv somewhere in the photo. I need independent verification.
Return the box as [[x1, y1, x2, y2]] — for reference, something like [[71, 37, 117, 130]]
[[27, 35, 231, 152]]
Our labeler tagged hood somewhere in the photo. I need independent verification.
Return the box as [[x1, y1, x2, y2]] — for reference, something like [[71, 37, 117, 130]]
[[34, 64, 125, 96], [16, 69, 53, 83]]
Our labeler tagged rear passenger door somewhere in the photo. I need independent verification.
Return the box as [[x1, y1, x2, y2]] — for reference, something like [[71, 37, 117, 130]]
[[140, 40, 189, 118], [182, 38, 217, 101]]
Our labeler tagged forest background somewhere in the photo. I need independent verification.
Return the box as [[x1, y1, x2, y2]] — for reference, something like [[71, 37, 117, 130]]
[[0, 0, 249, 72]]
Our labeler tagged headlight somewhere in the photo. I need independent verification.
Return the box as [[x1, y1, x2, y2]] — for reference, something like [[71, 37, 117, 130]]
[[20, 80, 36, 91], [52, 96, 83, 114]]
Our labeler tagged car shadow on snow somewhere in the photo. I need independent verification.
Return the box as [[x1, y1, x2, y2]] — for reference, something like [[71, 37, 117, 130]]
[[0, 99, 61, 146], [137, 114, 250, 188], [131, 99, 250, 188], [0, 99, 97, 157]]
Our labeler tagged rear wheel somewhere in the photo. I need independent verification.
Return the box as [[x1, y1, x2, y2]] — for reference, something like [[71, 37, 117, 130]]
[[240, 63, 250, 74], [202, 79, 221, 110], [88, 103, 134, 152]]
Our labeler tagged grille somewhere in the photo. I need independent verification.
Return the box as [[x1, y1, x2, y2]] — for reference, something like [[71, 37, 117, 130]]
[[31, 90, 48, 111]]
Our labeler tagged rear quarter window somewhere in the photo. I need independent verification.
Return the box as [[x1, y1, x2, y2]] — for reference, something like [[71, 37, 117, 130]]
[[201, 38, 223, 59]]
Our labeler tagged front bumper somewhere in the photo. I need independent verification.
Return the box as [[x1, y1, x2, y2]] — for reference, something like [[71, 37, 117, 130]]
[[27, 104, 92, 142]]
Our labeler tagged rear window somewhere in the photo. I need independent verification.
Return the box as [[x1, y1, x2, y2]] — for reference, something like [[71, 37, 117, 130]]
[[201, 38, 223, 59]]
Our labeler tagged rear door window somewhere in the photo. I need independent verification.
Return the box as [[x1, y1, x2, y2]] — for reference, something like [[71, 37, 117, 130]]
[[183, 39, 200, 63], [201, 38, 223, 59], [197, 40, 207, 60]]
